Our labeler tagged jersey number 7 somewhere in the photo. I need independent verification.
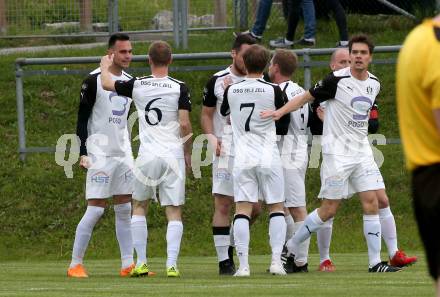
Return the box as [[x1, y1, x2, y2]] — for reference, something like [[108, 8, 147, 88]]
[[240, 103, 255, 132]]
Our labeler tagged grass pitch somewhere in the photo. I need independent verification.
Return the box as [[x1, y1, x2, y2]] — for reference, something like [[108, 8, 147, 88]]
[[0, 253, 433, 297]]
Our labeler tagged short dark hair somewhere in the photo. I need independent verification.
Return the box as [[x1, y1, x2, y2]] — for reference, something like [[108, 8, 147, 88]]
[[232, 33, 257, 51], [348, 34, 374, 54], [148, 40, 172, 66], [242, 44, 270, 74], [272, 49, 298, 77], [108, 33, 130, 48]]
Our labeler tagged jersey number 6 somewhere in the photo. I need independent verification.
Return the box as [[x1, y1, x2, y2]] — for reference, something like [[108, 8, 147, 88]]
[[145, 98, 162, 125], [240, 103, 255, 132]]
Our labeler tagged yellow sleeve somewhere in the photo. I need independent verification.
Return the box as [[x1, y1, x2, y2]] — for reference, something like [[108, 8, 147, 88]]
[[424, 27, 440, 109]]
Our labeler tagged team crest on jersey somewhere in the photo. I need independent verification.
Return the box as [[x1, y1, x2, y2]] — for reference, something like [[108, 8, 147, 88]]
[[366, 86, 373, 95], [109, 91, 129, 116], [351, 96, 372, 120]]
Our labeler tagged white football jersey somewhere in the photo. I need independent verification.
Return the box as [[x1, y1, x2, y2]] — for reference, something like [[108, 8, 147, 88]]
[[309, 67, 380, 156], [220, 78, 289, 166], [77, 68, 133, 157], [115, 75, 191, 158], [202, 67, 245, 140], [277, 81, 309, 163]]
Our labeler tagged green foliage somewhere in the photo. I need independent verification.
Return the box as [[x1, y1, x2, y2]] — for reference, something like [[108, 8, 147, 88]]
[[0, 15, 424, 261]]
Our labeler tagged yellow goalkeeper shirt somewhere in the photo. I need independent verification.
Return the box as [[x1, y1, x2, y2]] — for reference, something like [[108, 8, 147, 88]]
[[397, 19, 440, 171]]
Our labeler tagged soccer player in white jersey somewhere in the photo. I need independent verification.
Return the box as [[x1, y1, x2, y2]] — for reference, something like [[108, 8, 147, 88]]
[[262, 34, 401, 272], [313, 48, 417, 272], [100, 40, 192, 278], [201, 34, 263, 275], [68, 33, 135, 278], [268, 49, 311, 273], [220, 44, 290, 276]]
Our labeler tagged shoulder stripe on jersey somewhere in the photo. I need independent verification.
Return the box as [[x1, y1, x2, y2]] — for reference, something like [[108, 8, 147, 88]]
[[338, 75, 351, 79], [122, 72, 132, 79], [214, 71, 230, 78], [167, 76, 184, 84], [369, 76, 380, 83], [230, 79, 246, 86], [137, 75, 154, 80], [434, 26, 440, 41], [257, 78, 277, 86], [282, 82, 289, 93]]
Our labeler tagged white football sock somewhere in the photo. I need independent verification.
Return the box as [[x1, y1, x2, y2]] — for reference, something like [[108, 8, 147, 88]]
[[293, 221, 311, 266], [287, 209, 324, 255], [317, 217, 334, 263], [70, 206, 104, 268], [229, 224, 235, 247], [363, 214, 382, 268], [131, 215, 147, 267], [285, 214, 295, 242], [379, 207, 398, 258], [213, 226, 230, 262], [166, 221, 183, 268], [269, 213, 286, 263], [233, 215, 250, 269], [114, 202, 133, 268]]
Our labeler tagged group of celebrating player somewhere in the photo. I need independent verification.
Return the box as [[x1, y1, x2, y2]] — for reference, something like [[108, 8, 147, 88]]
[[67, 31, 416, 278]]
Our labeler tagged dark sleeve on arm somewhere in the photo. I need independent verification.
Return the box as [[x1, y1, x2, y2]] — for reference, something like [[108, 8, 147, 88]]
[[178, 83, 192, 111], [309, 72, 340, 103], [273, 85, 290, 135], [220, 86, 231, 116], [308, 101, 323, 135], [114, 77, 136, 98], [202, 76, 218, 107], [368, 102, 379, 133], [76, 75, 97, 156]]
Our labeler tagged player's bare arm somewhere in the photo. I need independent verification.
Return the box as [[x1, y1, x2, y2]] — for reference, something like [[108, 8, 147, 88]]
[[201, 106, 221, 156], [260, 91, 315, 121], [179, 110, 193, 170], [100, 54, 116, 91]]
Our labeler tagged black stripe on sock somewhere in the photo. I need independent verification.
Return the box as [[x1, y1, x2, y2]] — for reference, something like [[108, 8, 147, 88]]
[[212, 226, 230, 235], [269, 212, 285, 219], [233, 214, 250, 223]]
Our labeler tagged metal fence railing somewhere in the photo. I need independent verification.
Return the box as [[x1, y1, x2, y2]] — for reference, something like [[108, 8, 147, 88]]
[[1, 1, 437, 42], [15, 45, 402, 161]]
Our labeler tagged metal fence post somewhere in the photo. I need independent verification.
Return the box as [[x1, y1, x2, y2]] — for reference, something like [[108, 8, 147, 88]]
[[15, 63, 26, 162], [108, 0, 119, 34], [303, 49, 311, 90], [239, 0, 248, 31], [0, 0, 7, 35], [182, 0, 188, 49], [173, 0, 180, 48], [113, 0, 119, 32]]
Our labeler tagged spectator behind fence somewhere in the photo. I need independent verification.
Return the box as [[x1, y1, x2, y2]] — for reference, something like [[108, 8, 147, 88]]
[[270, 0, 349, 48], [238, 0, 314, 43]]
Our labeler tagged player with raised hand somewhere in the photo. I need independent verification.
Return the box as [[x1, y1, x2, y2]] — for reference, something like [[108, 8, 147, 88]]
[[100, 40, 192, 278], [68, 33, 135, 278], [220, 44, 290, 277], [262, 34, 401, 273], [201, 33, 263, 275], [312, 48, 416, 272]]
